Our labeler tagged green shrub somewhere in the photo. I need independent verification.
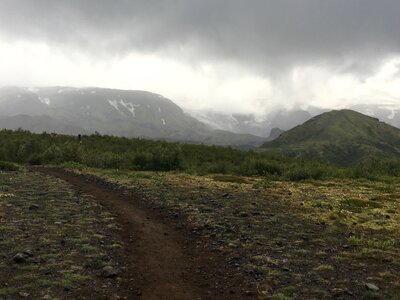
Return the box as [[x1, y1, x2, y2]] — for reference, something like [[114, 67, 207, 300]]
[[0, 161, 20, 171], [254, 160, 283, 176], [42, 144, 64, 164], [27, 153, 44, 165], [284, 163, 331, 181]]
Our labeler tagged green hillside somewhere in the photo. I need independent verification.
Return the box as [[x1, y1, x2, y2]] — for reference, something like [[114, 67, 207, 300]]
[[262, 109, 400, 165]]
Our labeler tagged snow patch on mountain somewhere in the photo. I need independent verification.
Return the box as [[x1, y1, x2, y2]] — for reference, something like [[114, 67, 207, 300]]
[[38, 96, 51, 105], [108, 99, 120, 112], [119, 99, 140, 117]]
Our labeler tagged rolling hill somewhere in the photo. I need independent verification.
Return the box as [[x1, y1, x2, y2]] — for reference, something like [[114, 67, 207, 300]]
[[261, 109, 400, 165]]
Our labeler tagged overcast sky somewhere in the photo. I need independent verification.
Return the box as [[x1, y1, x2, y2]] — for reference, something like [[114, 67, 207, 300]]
[[0, 0, 400, 114]]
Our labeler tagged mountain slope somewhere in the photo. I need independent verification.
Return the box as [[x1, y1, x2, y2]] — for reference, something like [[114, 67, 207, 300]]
[[0, 87, 265, 147], [261, 109, 400, 165]]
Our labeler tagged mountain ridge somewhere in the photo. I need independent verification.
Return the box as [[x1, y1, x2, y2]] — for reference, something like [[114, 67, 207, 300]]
[[0, 86, 265, 148], [262, 109, 400, 165]]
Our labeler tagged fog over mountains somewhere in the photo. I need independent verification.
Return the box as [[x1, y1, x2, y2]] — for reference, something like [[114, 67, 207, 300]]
[[190, 104, 400, 138], [0, 86, 265, 148], [1, 86, 400, 149]]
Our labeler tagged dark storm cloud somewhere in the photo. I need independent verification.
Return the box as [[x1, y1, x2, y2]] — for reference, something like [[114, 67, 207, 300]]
[[0, 0, 399, 73]]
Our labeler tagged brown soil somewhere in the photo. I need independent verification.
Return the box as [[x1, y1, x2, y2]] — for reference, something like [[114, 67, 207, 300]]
[[32, 167, 254, 300]]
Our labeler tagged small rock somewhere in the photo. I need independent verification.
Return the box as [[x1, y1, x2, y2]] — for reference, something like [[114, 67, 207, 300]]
[[23, 250, 34, 257], [244, 290, 256, 296], [42, 295, 52, 300], [222, 193, 232, 198], [29, 204, 40, 210], [19, 292, 30, 297], [238, 212, 249, 218], [365, 283, 379, 291], [13, 253, 26, 263], [102, 266, 118, 278]]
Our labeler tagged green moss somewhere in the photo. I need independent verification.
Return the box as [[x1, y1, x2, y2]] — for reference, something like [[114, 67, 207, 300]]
[[0, 287, 17, 296]]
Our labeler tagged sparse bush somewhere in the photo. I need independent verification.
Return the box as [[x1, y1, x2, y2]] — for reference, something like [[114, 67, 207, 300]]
[[285, 168, 311, 181], [42, 144, 64, 164], [242, 159, 283, 176]]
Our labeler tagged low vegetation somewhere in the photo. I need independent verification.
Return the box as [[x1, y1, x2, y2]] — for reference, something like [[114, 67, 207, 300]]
[[72, 168, 400, 299], [1, 129, 400, 298], [2, 129, 400, 180], [0, 170, 124, 299]]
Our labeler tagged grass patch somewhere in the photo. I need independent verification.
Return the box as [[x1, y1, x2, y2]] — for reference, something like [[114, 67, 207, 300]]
[[348, 236, 395, 250], [212, 174, 249, 184]]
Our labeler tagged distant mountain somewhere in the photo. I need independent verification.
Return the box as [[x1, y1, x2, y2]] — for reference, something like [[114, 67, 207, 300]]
[[0, 87, 265, 148], [191, 111, 272, 137], [266, 128, 285, 141], [261, 109, 400, 165], [190, 109, 321, 137], [191, 104, 400, 138], [0, 115, 87, 135]]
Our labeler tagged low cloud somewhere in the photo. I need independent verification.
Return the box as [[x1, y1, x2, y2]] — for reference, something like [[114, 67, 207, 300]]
[[0, 1, 400, 113]]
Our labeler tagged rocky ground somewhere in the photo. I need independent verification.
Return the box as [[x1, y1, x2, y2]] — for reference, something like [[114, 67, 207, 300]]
[[1, 167, 399, 299], [72, 168, 400, 300], [0, 170, 123, 299]]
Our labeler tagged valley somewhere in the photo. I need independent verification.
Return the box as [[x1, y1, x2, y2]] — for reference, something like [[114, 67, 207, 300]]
[[2, 1, 400, 299], [1, 96, 400, 299]]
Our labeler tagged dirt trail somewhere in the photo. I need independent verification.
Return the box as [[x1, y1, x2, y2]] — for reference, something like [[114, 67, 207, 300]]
[[32, 167, 250, 300]]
